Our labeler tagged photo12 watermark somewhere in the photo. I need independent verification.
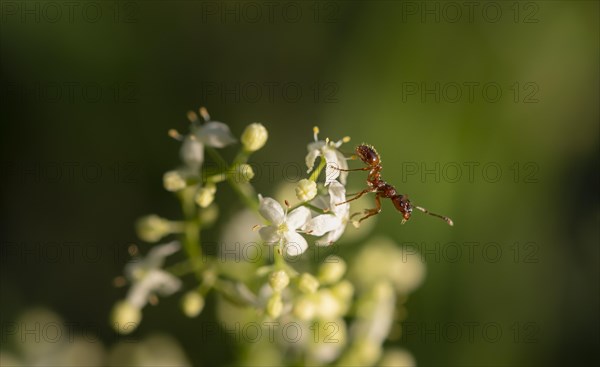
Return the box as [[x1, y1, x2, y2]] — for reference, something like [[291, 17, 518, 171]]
[[1, 82, 139, 104], [198, 1, 341, 24], [400, 321, 540, 344], [1, 320, 138, 345], [397, 1, 540, 24], [1, 161, 141, 185], [199, 81, 339, 104], [400, 81, 540, 104], [0, 240, 134, 266], [399, 161, 540, 184], [0, 1, 138, 24]]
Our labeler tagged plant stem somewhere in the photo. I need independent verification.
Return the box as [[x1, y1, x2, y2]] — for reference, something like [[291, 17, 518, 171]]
[[206, 147, 259, 211], [309, 157, 326, 182], [179, 186, 204, 281]]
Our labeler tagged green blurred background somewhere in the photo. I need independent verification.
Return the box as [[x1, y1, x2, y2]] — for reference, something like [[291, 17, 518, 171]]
[[1, 0, 598, 366]]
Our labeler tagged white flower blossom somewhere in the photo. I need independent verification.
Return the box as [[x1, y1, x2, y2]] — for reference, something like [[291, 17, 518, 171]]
[[179, 111, 236, 170], [305, 127, 350, 186], [124, 241, 182, 309], [257, 195, 311, 256], [304, 181, 350, 245]]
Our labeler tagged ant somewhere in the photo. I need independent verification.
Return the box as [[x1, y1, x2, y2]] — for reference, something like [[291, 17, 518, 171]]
[[334, 144, 454, 226]]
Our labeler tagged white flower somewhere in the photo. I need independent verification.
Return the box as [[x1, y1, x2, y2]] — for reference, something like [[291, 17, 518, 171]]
[[305, 127, 350, 186], [179, 111, 236, 170], [304, 181, 350, 245], [124, 241, 182, 309], [257, 195, 311, 256]]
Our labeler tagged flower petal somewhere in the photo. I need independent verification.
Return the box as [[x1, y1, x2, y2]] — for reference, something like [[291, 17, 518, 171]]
[[328, 181, 350, 216], [258, 196, 285, 225], [286, 206, 312, 230], [304, 214, 340, 237], [284, 231, 308, 256], [180, 136, 204, 169], [126, 269, 181, 308], [196, 121, 236, 148], [334, 150, 349, 185], [144, 241, 181, 270], [323, 223, 347, 245], [259, 226, 281, 244], [323, 148, 342, 185]]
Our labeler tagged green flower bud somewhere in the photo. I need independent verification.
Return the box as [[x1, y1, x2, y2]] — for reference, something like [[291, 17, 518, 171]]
[[232, 163, 255, 183], [135, 214, 172, 243], [111, 301, 141, 335], [241, 123, 268, 152], [269, 270, 290, 292], [163, 170, 187, 192], [181, 291, 205, 318], [266, 293, 283, 318], [318, 256, 347, 285], [295, 179, 317, 202], [298, 273, 320, 294]]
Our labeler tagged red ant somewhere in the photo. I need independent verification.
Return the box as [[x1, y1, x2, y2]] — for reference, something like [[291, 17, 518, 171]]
[[334, 144, 454, 226]]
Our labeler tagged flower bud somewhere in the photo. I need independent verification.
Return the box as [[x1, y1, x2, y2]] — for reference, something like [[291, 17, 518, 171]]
[[293, 296, 316, 321], [298, 273, 319, 294], [111, 301, 141, 335], [295, 179, 317, 202], [181, 291, 205, 318], [266, 293, 283, 318], [200, 204, 219, 227], [232, 163, 255, 183], [195, 183, 217, 208], [330, 279, 354, 302], [163, 170, 187, 192], [318, 256, 346, 285], [315, 289, 344, 319], [135, 214, 172, 243], [269, 270, 290, 292], [241, 123, 268, 152]]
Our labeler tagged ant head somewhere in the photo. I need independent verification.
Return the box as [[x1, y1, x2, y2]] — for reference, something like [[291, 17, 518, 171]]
[[356, 144, 380, 166], [392, 195, 413, 222]]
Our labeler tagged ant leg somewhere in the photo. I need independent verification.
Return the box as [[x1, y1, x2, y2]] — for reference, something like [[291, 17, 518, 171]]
[[358, 194, 382, 223], [332, 166, 370, 172], [335, 188, 374, 206]]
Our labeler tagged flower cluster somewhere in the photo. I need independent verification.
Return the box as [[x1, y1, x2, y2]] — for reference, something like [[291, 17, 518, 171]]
[[110, 108, 424, 366], [256, 126, 353, 254]]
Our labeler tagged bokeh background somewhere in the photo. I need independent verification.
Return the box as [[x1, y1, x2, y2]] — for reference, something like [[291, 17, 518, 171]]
[[1, 0, 598, 366]]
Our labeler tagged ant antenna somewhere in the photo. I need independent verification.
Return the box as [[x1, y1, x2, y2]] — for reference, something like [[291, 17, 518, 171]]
[[414, 205, 454, 226]]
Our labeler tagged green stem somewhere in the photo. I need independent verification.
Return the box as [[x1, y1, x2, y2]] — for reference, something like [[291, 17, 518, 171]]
[[206, 147, 259, 211], [309, 157, 326, 182], [178, 186, 203, 281]]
